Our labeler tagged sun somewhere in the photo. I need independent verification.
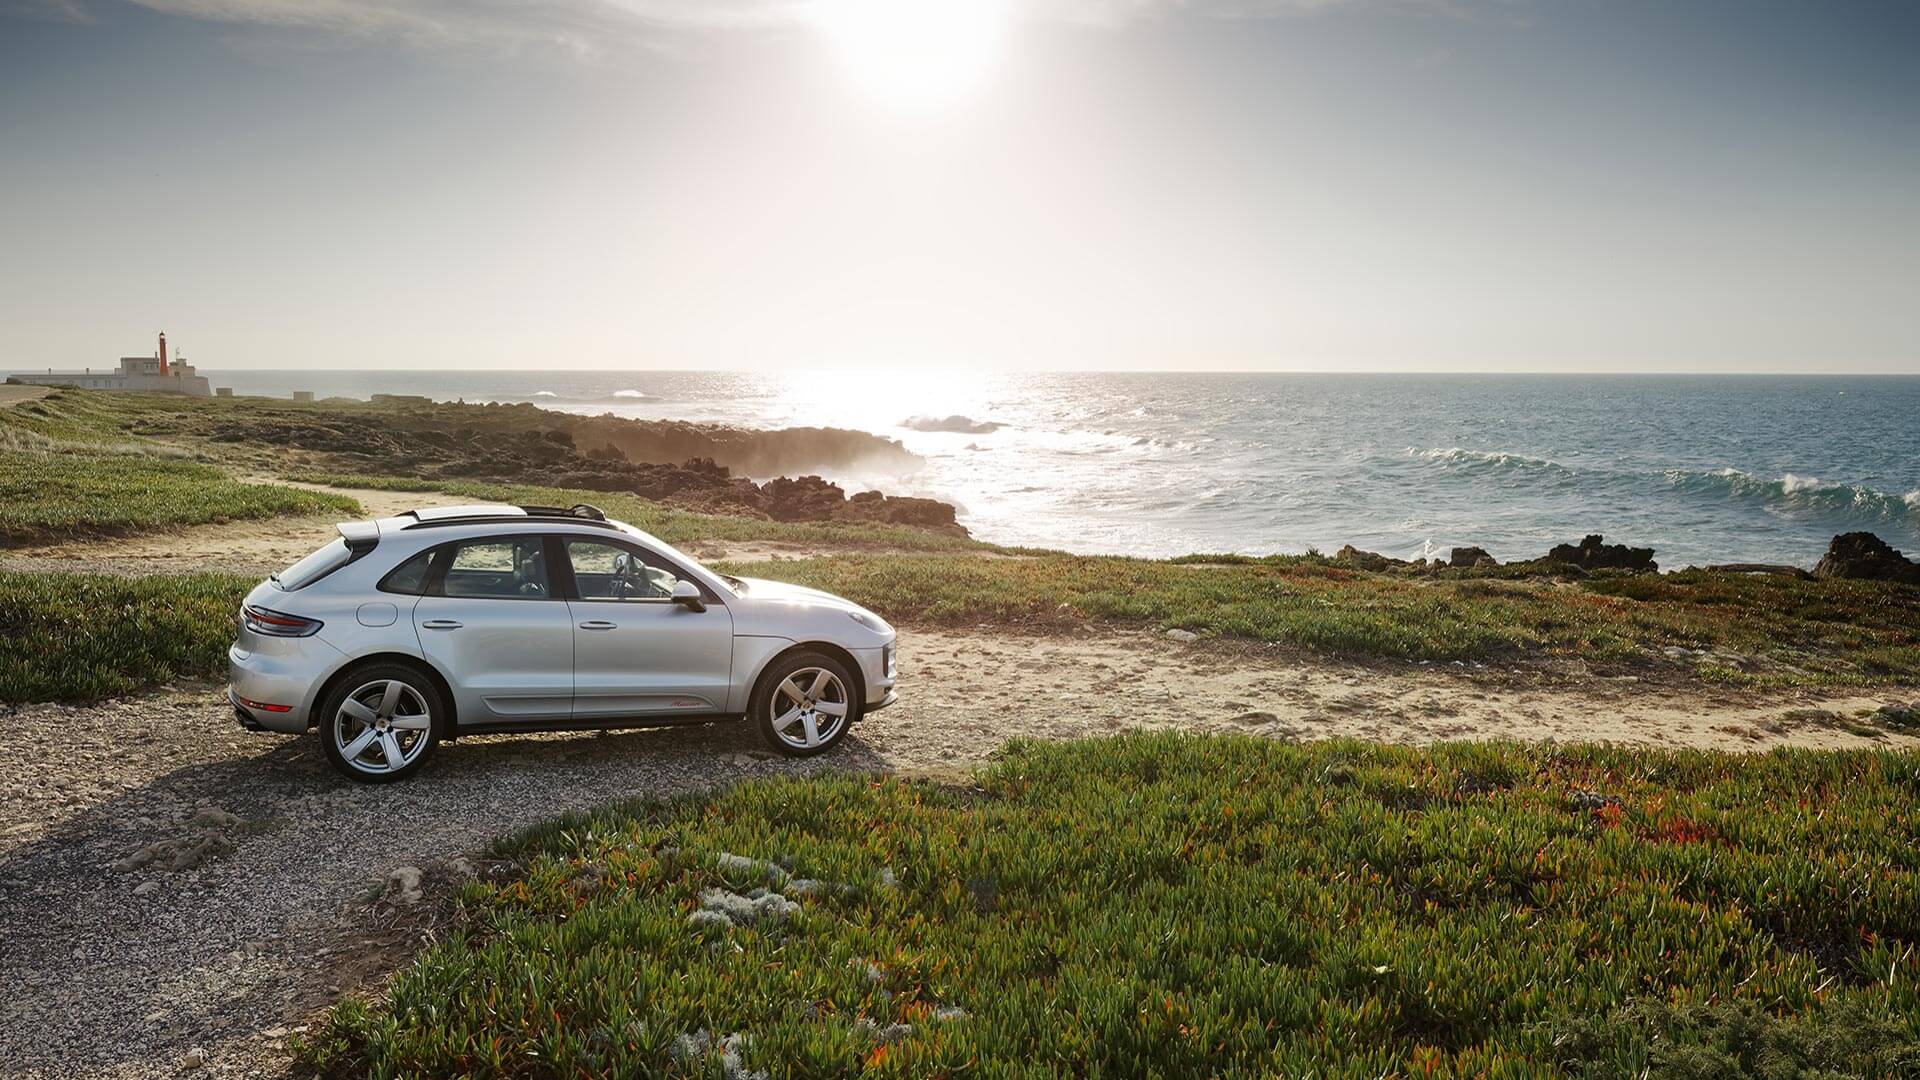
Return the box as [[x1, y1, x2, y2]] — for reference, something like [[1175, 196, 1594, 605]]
[[813, 0, 1011, 111]]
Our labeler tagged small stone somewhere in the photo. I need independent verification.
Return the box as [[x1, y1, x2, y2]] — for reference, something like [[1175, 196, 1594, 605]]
[[384, 865, 424, 906], [186, 808, 240, 830], [1164, 628, 1199, 643], [181, 1048, 206, 1069], [1231, 711, 1279, 726], [132, 880, 160, 897]]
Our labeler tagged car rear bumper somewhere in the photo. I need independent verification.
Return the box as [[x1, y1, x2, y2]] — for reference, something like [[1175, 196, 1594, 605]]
[[228, 644, 314, 734]]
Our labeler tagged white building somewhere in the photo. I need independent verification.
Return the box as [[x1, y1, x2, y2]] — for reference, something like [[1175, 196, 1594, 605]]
[[8, 332, 212, 397]]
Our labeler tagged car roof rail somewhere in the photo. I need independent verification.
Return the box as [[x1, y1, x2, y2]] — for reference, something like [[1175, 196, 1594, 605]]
[[398, 509, 619, 532], [520, 503, 607, 521]]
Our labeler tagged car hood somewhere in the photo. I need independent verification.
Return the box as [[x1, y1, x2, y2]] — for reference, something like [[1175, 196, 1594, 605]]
[[736, 576, 861, 612], [734, 577, 893, 634]]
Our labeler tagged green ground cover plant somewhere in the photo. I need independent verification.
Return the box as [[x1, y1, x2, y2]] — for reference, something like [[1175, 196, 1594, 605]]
[[0, 446, 358, 546], [0, 571, 256, 700], [712, 554, 1920, 685], [299, 734, 1920, 1078]]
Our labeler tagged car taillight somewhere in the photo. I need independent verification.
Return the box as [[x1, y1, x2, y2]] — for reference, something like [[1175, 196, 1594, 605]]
[[242, 604, 323, 638]]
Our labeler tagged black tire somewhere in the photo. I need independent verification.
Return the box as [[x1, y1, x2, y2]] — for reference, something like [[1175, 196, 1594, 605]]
[[753, 650, 860, 757], [317, 661, 446, 783]]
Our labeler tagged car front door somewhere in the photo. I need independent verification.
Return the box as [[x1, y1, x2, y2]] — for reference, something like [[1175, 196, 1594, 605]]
[[558, 536, 734, 718], [411, 535, 574, 723]]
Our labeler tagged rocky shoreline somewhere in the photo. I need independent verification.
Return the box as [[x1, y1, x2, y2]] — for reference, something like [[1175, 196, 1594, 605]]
[[119, 394, 969, 535], [1334, 530, 1920, 582]]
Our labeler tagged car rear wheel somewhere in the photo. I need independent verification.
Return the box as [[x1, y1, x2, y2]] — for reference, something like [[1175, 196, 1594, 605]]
[[755, 651, 859, 757], [319, 662, 445, 783]]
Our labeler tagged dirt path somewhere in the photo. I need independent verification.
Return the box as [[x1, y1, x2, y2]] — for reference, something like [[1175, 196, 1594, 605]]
[[0, 480, 856, 576], [0, 384, 54, 407]]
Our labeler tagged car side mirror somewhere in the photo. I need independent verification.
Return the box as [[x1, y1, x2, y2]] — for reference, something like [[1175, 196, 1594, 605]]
[[671, 580, 706, 612]]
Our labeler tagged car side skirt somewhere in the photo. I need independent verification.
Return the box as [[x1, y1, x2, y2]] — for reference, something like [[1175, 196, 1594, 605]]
[[443, 713, 747, 739]]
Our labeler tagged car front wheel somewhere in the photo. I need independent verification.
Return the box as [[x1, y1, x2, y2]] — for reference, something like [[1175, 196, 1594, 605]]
[[318, 662, 445, 783], [755, 651, 859, 757]]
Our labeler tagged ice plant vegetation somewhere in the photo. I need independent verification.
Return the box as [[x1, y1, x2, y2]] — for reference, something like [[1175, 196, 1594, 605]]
[[299, 734, 1920, 1077]]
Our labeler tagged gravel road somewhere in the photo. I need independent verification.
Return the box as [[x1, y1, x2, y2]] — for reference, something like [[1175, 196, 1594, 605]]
[[0, 689, 871, 1078]]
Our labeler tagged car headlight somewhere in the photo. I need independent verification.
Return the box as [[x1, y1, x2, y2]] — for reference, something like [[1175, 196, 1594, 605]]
[[848, 609, 890, 633]]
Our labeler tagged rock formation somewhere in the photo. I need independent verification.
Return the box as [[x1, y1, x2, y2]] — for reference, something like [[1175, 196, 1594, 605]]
[[1544, 535, 1656, 572], [1812, 532, 1920, 584], [1449, 546, 1497, 568]]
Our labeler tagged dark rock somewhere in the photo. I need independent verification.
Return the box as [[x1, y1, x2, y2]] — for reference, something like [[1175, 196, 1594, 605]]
[[1449, 546, 1495, 568], [1812, 532, 1920, 584], [839, 491, 961, 532], [902, 414, 1002, 434], [1545, 534, 1656, 572], [763, 475, 847, 523], [1334, 545, 1402, 571]]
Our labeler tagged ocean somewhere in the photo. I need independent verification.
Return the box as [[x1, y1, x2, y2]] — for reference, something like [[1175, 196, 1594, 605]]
[[205, 370, 1920, 568]]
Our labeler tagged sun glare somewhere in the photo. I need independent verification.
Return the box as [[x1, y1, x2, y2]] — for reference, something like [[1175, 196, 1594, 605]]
[[814, 0, 1010, 111]]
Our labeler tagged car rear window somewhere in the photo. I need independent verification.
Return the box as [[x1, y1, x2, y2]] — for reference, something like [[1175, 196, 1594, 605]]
[[274, 538, 355, 591], [379, 549, 438, 595]]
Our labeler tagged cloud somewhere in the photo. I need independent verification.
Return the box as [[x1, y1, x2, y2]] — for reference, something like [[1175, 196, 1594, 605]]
[[38, 0, 1455, 56], [1, 0, 93, 22]]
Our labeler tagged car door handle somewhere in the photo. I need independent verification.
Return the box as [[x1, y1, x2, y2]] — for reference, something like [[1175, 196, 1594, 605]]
[[421, 619, 463, 631], [578, 620, 618, 631]]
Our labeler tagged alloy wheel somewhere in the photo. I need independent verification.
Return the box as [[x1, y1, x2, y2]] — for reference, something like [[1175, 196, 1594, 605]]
[[332, 679, 432, 775], [768, 667, 850, 750]]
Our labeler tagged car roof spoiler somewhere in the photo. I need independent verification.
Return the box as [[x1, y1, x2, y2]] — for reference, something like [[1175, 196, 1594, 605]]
[[337, 521, 380, 551]]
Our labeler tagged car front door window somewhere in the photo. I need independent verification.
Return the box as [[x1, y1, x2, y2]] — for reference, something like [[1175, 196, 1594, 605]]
[[564, 539, 682, 601]]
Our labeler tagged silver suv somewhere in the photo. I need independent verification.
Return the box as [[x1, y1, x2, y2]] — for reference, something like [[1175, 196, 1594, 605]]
[[228, 503, 897, 782]]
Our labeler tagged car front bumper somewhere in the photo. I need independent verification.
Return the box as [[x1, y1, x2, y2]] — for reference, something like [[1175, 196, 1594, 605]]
[[850, 643, 898, 718]]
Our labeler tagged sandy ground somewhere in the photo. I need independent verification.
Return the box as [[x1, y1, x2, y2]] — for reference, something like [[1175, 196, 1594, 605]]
[[0, 384, 54, 407], [4, 479, 1918, 1076]]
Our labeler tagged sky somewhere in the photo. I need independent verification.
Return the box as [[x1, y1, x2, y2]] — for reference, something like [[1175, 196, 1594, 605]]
[[2, 0, 1917, 373]]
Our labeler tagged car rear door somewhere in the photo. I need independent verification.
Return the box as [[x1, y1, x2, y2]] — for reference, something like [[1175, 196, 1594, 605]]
[[411, 535, 574, 723], [556, 535, 734, 719]]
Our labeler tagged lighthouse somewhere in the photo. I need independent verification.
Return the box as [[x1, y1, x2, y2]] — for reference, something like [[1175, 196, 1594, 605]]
[[158, 331, 169, 376]]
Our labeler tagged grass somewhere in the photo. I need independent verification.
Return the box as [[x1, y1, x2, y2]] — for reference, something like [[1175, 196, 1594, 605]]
[[297, 733, 1920, 1078], [711, 554, 1920, 685], [6, 552, 1918, 703], [0, 571, 255, 701], [0, 446, 359, 546], [283, 471, 1009, 554]]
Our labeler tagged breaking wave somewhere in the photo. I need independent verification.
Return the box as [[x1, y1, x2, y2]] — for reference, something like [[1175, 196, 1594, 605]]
[[1408, 447, 1579, 481], [1665, 468, 1920, 526]]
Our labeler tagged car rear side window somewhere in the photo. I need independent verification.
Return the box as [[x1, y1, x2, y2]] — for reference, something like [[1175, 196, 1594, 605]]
[[436, 538, 554, 599], [379, 549, 438, 596], [274, 539, 355, 591]]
